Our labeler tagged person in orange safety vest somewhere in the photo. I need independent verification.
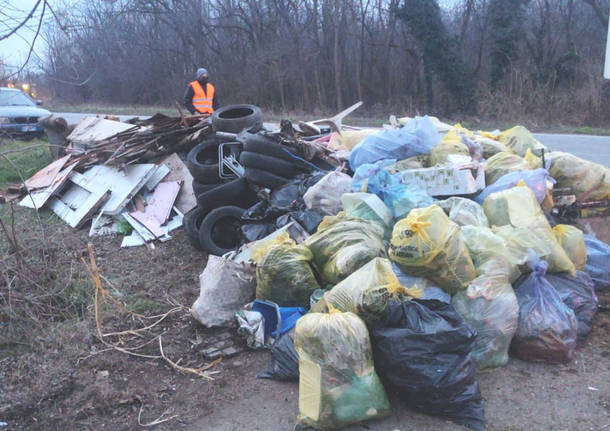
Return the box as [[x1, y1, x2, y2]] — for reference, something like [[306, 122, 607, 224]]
[[184, 68, 218, 115]]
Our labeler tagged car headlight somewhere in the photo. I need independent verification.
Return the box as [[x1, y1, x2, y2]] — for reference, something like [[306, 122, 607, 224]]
[[0, 117, 9, 124]]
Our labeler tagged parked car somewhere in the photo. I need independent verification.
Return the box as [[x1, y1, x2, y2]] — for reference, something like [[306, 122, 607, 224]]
[[0, 87, 51, 139]]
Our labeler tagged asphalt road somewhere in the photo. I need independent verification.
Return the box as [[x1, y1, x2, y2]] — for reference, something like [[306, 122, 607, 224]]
[[56, 112, 610, 166]]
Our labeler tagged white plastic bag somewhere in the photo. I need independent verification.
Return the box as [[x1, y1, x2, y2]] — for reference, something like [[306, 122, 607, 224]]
[[303, 171, 352, 216], [191, 255, 256, 327]]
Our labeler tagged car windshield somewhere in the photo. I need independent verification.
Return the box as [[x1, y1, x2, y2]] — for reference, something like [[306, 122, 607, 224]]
[[0, 90, 35, 107]]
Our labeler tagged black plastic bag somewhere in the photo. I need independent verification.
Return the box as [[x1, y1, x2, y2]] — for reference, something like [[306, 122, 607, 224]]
[[546, 271, 598, 338], [269, 172, 326, 210], [289, 209, 323, 233], [257, 330, 299, 381], [241, 222, 276, 242], [584, 234, 610, 290], [369, 299, 485, 431]]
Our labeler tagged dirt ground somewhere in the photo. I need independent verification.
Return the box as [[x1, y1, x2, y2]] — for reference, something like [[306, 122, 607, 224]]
[[0, 207, 609, 431]]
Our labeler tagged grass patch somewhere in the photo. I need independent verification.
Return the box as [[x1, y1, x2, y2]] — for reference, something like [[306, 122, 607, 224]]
[[0, 138, 54, 187], [46, 102, 176, 117], [124, 295, 166, 314]]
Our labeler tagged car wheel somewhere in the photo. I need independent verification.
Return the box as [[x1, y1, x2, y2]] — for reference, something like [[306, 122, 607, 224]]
[[212, 104, 263, 133], [244, 167, 291, 189], [239, 151, 300, 178], [187, 141, 221, 184], [198, 206, 245, 256], [183, 207, 206, 250]]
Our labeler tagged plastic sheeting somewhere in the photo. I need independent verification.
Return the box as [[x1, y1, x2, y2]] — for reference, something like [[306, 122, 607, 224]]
[[370, 299, 485, 431], [305, 215, 386, 285], [295, 310, 390, 429], [349, 116, 439, 170], [511, 260, 577, 363], [452, 274, 519, 369], [389, 205, 476, 293]]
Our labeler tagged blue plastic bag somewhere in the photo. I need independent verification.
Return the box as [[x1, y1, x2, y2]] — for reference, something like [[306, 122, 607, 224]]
[[381, 183, 436, 220], [349, 116, 440, 170], [511, 260, 577, 363], [475, 168, 553, 204], [351, 159, 397, 195], [583, 234, 610, 290]]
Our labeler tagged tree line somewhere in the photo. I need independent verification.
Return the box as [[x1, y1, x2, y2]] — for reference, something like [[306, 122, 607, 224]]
[[41, 0, 610, 125]]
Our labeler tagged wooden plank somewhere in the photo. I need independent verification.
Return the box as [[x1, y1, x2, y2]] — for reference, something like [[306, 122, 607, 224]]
[[19, 164, 76, 209], [67, 117, 136, 151], [24, 155, 70, 190], [162, 153, 197, 213]]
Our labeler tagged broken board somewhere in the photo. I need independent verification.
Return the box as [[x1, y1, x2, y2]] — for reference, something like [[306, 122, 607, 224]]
[[129, 181, 182, 238], [19, 163, 76, 209], [48, 171, 111, 228], [24, 155, 71, 191], [162, 153, 197, 213], [67, 117, 136, 152]]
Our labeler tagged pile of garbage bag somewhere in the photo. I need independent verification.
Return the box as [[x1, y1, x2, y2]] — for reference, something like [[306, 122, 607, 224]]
[[182, 108, 609, 430]]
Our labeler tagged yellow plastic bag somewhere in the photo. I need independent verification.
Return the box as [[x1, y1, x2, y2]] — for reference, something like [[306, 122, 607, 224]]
[[461, 226, 521, 282], [496, 125, 547, 157], [524, 148, 542, 169], [250, 231, 292, 264], [548, 151, 610, 202], [428, 125, 471, 166], [553, 225, 587, 270], [329, 129, 378, 151], [484, 152, 532, 185], [483, 185, 576, 274], [295, 309, 391, 429], [473, 134, 508, 158], [255, 235, 320, 306], [389, 205, 476, 294], [312, 257, 422, 321]]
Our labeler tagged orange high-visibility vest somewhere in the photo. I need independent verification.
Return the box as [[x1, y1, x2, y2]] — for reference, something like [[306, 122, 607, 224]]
[[190, 81, 215, 114]]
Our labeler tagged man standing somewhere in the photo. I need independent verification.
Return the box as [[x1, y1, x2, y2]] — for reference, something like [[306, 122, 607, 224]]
[[184, 68, 218, 115]]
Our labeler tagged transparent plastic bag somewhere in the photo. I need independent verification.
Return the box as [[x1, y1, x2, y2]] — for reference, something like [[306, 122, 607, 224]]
[[548, 151, 610, 202], [437, 197, 489, 227], [341, 192, 393, 229], [496, 125, 547, 157], [452, 274, 519, 369], [256, 234, 320, 306], [429, 125, 472, 166], [295, 310, 390, 429], [349, 116, 439, 170], [473, 134, 507, 158], [484, 151, 532, 185], [305, 215, 386, 285], [389, 205, 476, 293], [303, 171, 352, 216], [461, 226, 521, 282], [511, 260, 577, 364], [312, 257, 422, 321], [553, 224, 586, 270], [351, 159, 396, 195], [483, 185, 576, 274]]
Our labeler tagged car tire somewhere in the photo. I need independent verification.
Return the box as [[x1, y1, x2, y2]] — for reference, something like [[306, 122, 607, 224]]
[[198, 206, 245, 256], [196, 177, 258, 212], [187, 141, 221, 184], [239, 151, 300, 178], [212, 104, 263, 133], [192, 179, 224, 196], [183, 207, 206, 250], [242, 134, 302, 164], [244, 167, 291, 189]]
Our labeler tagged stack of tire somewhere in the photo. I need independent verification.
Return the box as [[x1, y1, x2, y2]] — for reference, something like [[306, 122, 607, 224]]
[[183, 104, 262, 256]]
